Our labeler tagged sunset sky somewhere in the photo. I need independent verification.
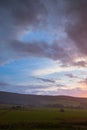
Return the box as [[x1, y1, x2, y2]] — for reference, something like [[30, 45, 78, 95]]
[[0, 0, 87, 97]]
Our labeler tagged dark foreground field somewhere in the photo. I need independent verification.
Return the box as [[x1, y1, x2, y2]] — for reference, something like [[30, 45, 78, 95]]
[[0, 108, 87, 130]]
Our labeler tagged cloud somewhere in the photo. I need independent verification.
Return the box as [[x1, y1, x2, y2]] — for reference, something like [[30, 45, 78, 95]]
[[59, 87, 87, 97], [0, 0, 46, 27], [0, 0, 87, 69], [9, 40, 70, 62], [0, 38, 72, 66], [79, 78, 87, 86], [0, 0, 47, 65], [32, 65, 85, 76], [0, 0, 47, 43], [0, 82, 9, 86], [0, 81, 86, 97], [0, 81, 54, 94], [73, 61, 87, 67], [24, 87, 87, 97], [0, 81, 66, 95], [0, 0, 69, 66], [65, 0, 87, 56], [66, 73, 78, 78], [37, 78, 55, 83], [0, 82, 11, 91]]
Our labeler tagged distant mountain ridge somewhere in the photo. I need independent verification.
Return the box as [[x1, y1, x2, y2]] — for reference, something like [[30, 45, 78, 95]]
[[0, 91, 87, 109]]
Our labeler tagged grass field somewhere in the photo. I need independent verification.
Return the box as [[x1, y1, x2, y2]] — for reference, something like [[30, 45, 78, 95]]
[[0, 108, 87, 130]]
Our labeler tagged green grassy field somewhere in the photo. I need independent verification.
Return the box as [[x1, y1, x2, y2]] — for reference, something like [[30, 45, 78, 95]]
[[0, 108, 87, 130]]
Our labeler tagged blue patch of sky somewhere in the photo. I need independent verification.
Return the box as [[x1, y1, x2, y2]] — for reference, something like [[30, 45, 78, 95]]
[[20, 30, 54, 43], [0, 57, 56, 85], [20, 29, 67, 45]]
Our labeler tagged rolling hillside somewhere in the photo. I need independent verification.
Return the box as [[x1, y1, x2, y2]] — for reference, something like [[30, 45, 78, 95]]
[[0, 91, 87, 109]]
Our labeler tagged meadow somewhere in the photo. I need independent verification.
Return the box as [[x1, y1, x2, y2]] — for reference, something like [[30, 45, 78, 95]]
[[0, 108, 87, 130]]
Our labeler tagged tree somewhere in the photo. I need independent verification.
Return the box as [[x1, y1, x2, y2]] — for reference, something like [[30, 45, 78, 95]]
[[60, 108, 65, 112]]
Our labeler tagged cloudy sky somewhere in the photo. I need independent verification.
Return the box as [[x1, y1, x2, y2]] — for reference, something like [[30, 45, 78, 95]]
[[0, 0, 87, 97]]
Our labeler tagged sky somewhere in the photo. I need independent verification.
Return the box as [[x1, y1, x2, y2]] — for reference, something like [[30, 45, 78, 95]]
[[0, 0, 87, 97]]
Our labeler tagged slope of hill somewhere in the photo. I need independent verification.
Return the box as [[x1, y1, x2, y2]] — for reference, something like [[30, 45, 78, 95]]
[[0, 91, 87, 109]]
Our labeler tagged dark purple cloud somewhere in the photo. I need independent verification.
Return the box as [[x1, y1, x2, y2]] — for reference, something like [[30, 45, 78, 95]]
[[0, 0, 47, 42], [0, 0, 87, 68], [9, 40, 70, 63], [0, 0, 46, 27], [0, 38, 73, 66], [37, 78, 55, 83], [0, 0, 47, 65], [73, 61, 87, 67], [65, 0, 87, 56], [66, 73, 78, 78], [0, 82, 9, 86]]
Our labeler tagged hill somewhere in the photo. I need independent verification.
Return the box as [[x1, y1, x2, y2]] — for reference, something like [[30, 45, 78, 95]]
[[0, 91, 87, 109]]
